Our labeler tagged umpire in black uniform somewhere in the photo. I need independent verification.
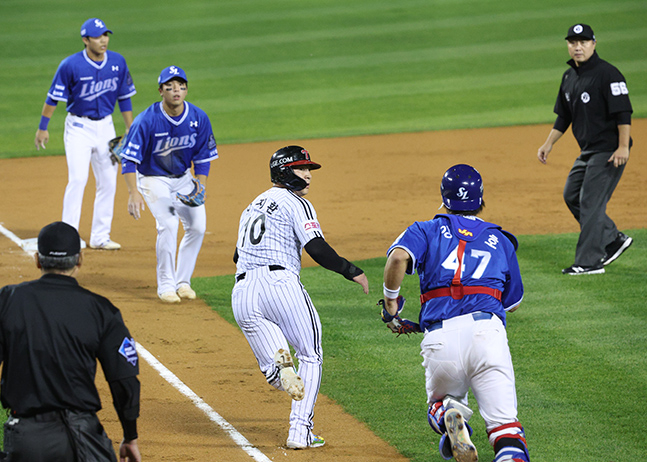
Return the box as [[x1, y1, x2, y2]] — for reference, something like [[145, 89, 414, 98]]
[[0, 221, 141, 461], [537, 23, 633, 275]]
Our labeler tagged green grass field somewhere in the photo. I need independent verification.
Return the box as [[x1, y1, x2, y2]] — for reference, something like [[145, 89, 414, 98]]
[[195, 228, 647, 461], [2, 0, 646, 459], [1, 0, 646, 158]]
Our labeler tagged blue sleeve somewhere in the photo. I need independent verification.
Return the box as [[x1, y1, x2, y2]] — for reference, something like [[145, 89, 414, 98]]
[[120, 114, 147, 165], [47, 58, 71, 103], [116, 54, 137, 100], [388, 222, 431, 275], [118, 98, 133, 113], [194, 162, 211, 176], [192, 109, 218, 164], [501, 240, 524, 311], [121, 159, 137, 174]]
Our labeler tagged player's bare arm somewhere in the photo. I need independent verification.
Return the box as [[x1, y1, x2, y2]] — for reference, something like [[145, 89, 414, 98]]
[[608, 124, 631, 167], [382, 248, 411, 315], [537, 128, 564, 164], [124, 172, 145, 220], [35, 103, 57, 150]]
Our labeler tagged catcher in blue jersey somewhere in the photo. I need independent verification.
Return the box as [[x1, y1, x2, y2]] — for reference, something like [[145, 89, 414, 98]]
[[381, 165, 530, 462], [35, 18, 137, 251], [120, 66, 218, 303]]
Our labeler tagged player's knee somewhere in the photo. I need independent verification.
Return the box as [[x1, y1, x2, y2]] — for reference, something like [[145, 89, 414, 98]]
[[488, 422, 530, 462]]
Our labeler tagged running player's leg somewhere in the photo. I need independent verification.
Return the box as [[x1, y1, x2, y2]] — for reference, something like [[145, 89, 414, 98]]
[[88, 118, 118, 246], [469, 316, 529, 461], [231, 276, 290, 389], [62, 115, 93, 230], [267, 273, 323, 446], [138, 176, 179, 295]]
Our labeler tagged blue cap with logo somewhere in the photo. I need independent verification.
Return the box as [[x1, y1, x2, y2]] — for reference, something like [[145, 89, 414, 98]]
[[158, 66, 188, 85], [81, 18, 112, 37]]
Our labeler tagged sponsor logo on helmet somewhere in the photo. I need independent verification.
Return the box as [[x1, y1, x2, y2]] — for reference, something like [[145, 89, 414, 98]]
[[271, 155, 297, 168], [458, 228, 473, 237]]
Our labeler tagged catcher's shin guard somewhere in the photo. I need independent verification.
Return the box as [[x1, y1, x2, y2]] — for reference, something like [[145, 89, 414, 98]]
[[488, 422, 530, 462]]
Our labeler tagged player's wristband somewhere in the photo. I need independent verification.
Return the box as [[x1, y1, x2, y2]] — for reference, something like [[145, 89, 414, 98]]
[[383, 283, 400, 299], [39, 115, 50, 131]]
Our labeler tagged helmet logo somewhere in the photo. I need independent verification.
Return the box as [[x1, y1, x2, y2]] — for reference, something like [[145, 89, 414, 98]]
[[457, 187, 470, 200], [301, 149, 310, 159], [458, 228, 473, 237]]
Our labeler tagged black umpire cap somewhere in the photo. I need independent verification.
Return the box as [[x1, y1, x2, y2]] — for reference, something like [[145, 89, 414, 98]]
[[38, 221, 81, 257], [565, 24, 595, 41]]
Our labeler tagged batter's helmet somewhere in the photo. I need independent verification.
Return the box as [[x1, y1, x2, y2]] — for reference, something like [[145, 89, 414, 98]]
[[441, 164, 483, 211], [270, 146, 321, 190]]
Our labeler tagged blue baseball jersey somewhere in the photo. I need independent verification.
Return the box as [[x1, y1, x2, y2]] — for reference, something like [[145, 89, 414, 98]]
[[120, 101, 218, 176], [47, 50, 136, 118], [388, 214, 523, 330]]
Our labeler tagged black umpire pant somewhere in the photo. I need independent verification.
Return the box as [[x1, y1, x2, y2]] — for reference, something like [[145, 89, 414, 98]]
[[563, 150, 626, 267], [3, 410, 116, 462]]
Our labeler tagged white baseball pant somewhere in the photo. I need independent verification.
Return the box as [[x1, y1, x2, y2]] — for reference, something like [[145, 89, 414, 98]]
[[137, 171, 206, 295], [420, 311, 518, 432], [62, 113, 118, 246], [231, 266, 323, 446]]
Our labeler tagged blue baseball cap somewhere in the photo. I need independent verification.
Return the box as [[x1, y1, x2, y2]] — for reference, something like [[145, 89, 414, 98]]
[[81, 18, 112, 37], [158, 66, 188, 85]]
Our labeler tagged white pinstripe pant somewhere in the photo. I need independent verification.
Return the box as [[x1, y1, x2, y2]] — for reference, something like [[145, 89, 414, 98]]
[[232, 266, 322, 446]]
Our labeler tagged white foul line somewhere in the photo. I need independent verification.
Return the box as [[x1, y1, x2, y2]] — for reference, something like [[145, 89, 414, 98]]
[[0, 223, 271, 462], [136, 344, 272, 462]]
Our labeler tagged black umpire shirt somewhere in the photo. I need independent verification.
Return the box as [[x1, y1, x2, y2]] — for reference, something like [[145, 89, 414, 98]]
[[553, 51, 633, 154], [0, 273, 140, 436]]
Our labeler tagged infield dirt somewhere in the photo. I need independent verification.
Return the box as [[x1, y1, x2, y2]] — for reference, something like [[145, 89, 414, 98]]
[[1, 121, 645, 461]]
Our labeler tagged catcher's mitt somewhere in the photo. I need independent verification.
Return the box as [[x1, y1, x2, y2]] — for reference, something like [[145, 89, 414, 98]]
[[378, 296, 421, 336], [176, 178, 206, 207], [108, 135, 126, 165]]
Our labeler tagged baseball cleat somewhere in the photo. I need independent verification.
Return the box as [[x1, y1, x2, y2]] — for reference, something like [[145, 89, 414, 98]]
[[445, 409, 478, 462], [177, 284, 196, 300], [286, 434, 325, 449], [274, 349, 304, 401], [159, 291, 181, 303], [561, 264, 605, 275], [89, 240, 121, 250], [601, 232, 633, 266]]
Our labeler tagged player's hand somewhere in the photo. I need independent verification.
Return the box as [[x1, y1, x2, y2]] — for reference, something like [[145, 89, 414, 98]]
[[608, 146, 629, 168], [119, 438, 141, 462], [128, 191, 146, 220], [353, 273, 369, 294], [35, 129, 49, 150], [537, 143, 552, 164]]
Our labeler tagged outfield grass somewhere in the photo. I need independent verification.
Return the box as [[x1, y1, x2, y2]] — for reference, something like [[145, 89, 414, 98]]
[[195, 228, 647, 461], [2, 0, 646, 158]]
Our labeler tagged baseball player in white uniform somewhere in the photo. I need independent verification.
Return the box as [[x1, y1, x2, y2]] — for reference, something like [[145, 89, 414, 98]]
[[120, 66, 218, 303], [232, 146, 369, 449], [35, 18, 137, 250]]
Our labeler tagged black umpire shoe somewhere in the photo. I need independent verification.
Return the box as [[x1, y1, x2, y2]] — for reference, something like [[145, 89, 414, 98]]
[[600, 232, 633, 266], [562, 263, 605, 275]]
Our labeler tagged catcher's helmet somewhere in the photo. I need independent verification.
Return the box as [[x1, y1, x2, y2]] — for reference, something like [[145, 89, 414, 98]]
[[441, 164, 483, 211], [270, 146, 321, 190]]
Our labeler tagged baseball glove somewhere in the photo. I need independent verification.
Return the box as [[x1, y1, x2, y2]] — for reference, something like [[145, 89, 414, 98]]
[[378, 296, 421, 336], [108, 135, 126, 165], [176, 178, 206, 207]]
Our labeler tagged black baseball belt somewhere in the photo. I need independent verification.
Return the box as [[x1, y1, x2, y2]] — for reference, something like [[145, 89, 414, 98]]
[[236, 265, 284, 282]]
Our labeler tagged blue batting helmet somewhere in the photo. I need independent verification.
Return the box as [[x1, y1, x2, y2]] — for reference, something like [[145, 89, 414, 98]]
[[440, 164, 483, 211]]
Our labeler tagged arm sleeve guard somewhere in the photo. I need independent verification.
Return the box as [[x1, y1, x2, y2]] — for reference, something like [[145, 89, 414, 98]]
[[304, 237, 364, 280]]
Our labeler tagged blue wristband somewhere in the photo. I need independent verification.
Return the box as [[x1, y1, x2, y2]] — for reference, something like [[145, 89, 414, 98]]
[[39, 115, 50, 131]]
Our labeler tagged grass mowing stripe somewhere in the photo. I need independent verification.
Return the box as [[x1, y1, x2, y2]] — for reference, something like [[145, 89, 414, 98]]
[[194, 228, 647, 461]]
